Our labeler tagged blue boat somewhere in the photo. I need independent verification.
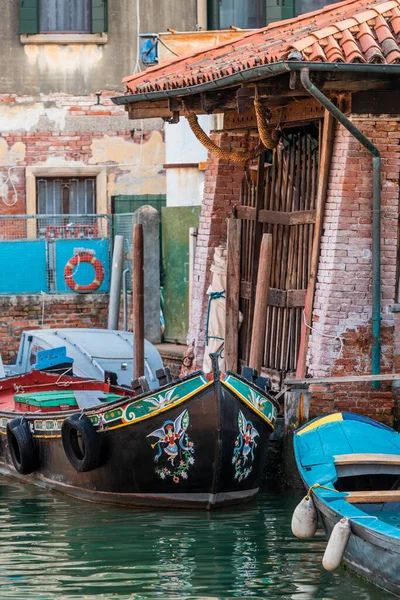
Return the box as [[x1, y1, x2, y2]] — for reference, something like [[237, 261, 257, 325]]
[[293, 413, 400, 596]]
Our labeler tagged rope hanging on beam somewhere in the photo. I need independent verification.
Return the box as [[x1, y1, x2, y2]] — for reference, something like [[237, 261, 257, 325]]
[[185, 94, 279, 164], [254, 98, 279, 151], [186, 112, 264, 164]]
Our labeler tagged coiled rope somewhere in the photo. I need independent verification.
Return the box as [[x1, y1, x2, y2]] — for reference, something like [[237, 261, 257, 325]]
[[254, 97, 279, 151], [185, 93, 279, 164], [186, 112, 264, 163]]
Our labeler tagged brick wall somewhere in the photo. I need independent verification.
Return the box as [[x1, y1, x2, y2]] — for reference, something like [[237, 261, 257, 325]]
[[307, 116, 400, 425], [0, 92, 164, 217], [188, 131, 255, 368], [309, 117, 399, 378], [0, 294, 109, 363]]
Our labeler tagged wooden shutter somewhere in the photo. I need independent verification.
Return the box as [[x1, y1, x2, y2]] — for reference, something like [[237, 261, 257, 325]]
[[20, 0, 39, 34], [91, 0, 108, 33]]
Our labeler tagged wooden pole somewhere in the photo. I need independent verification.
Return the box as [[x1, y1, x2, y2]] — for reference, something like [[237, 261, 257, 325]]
[[225, 218, 241, 373], [296, 110, 335, 378], [249, 233, 272, 373], [133, 223, 144, 379]]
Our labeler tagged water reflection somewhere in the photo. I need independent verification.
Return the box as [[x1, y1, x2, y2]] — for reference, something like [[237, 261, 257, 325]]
[[0, 475, 384, 599]]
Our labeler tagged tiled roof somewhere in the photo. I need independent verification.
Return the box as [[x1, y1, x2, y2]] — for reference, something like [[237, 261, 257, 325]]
[[123, 0, 400, 95]]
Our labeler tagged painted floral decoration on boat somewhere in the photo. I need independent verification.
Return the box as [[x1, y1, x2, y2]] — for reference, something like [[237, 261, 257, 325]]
[[144, 387, 179, 411], [248, 388, 268, 410], [232, 410, 259, 481], [147, 409, 194, 483]]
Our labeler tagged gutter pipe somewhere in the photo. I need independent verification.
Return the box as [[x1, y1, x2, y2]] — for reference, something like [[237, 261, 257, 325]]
[[299, 68, 381, 386], [112, 60, 393, 384]]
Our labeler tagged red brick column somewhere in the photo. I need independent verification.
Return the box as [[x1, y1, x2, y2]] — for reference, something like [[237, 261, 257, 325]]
[[188, 131, 251, 368], [307, 117, 400, 424]]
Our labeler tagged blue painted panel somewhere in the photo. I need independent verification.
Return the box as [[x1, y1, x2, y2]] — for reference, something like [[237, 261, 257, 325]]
[[139, 35, 158, 65], [54, 239, 110, 293], [0, 240, 47, 294]]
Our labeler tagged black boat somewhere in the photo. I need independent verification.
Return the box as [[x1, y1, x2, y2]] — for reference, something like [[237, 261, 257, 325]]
[[0, 361, 279, 509]]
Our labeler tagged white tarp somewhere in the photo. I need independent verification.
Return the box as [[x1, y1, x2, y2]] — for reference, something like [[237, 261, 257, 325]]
[[203, 246, 227, 373]]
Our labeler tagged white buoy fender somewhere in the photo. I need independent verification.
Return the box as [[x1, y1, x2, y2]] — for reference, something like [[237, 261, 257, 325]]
[[322, 518, 351, 571], [291, 495, 318, 538]]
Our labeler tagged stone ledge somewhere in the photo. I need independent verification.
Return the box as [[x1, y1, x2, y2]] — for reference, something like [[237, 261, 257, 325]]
[[20, 33, 108, 45]]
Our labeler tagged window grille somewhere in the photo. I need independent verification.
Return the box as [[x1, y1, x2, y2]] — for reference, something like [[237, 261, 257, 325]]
[[37, 177, 96, 215]]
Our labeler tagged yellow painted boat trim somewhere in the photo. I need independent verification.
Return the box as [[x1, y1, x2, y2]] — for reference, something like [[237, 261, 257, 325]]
[[107, 380, 214, 431], [297, 413, 343, 436], [0, 380, 213, 436], [221, 380, 275, 429]]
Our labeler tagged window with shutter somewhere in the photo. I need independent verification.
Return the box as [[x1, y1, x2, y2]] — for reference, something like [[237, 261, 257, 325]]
[[20, 0, 108, 36]]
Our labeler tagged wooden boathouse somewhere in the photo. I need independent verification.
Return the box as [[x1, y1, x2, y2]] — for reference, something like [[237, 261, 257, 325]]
[[113, 0, 400, 428]]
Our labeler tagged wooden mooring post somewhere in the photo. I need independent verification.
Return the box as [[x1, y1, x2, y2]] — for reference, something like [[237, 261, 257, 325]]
[[133, 223, 144, 379], [249, 233, 272, 373], [225, 218, 241, 373]]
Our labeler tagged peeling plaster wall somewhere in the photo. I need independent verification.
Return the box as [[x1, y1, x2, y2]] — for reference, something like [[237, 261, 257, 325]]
[[1, 1, 197, 96], [0, 93, 165, 214]]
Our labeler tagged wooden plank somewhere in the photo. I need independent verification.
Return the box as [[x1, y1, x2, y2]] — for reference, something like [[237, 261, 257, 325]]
[[296, 111, 335, 378], [335, 454, 400, 465], [259, 210, 291, 225], [240, 281, 251, 299], [290, 209, 316, 225], [345, 490, 400, 504], [285, 373, 400, 385], [225, 218, 241, 373], [236, 205, 256, 221], [163, 163, 200, 169], [352, 91, 400, 115], [268, 288, 286, 308], [249, 233, 273, 373], [287, 289, 307, 307], [258, 210, 316, 228], [223, 98, 324, 130], [133, 223, 145, 379]]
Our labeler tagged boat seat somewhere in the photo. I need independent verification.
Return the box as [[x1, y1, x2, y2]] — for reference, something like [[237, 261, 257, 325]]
[[345, 490, 400, 504], [334, 453, 400, 466]]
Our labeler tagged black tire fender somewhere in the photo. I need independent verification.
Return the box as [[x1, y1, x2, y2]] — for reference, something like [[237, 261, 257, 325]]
[[6, 418, 37, 475], [61, 413, 103, 472]]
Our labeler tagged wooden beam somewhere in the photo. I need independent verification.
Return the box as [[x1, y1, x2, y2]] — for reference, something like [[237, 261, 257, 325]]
[[296, 110, 335, 378], [352, 90, 400, 115], [133, 223, 145, 379], [285, 372, 400, 386], [236, 206, 316, 225], [249, 233, 272, 373], [223, 98, 324, 130], [225, 218, 241, 373], [345, 490, 400, 504], [335, 454, 400, 465]]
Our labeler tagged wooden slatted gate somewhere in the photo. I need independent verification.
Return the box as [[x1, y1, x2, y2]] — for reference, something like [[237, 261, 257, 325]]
[[237, 125, 320, 382]]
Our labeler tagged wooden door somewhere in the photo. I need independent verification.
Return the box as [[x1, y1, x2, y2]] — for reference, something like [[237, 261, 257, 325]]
[[238, 125, 320, 382]]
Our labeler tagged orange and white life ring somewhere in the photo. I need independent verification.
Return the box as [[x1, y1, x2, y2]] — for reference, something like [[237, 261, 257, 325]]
[[64, 253, 104, 293]]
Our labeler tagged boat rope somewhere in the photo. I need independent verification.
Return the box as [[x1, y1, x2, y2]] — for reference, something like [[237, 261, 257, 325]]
[[12, 378, 100, 394], [205, 290, 226, 348], [186, 112, 265, 163], [305, 483, 341, 500], [184, 91, 279, 164], [253, 87, 279, 151]]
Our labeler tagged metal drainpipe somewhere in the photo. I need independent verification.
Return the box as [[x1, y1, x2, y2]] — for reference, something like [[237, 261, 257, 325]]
[[300, 68, 381, 387]]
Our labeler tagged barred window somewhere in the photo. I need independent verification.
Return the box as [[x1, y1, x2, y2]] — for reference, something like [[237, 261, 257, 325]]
[[37, 177, 96, 215]]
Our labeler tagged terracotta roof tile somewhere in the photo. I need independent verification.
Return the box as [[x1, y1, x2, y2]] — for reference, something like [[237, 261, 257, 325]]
[[123, 0, 400, 95]]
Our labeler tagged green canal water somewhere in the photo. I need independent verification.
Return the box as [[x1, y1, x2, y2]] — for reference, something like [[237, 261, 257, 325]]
[[0, 475, 384, 600]]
